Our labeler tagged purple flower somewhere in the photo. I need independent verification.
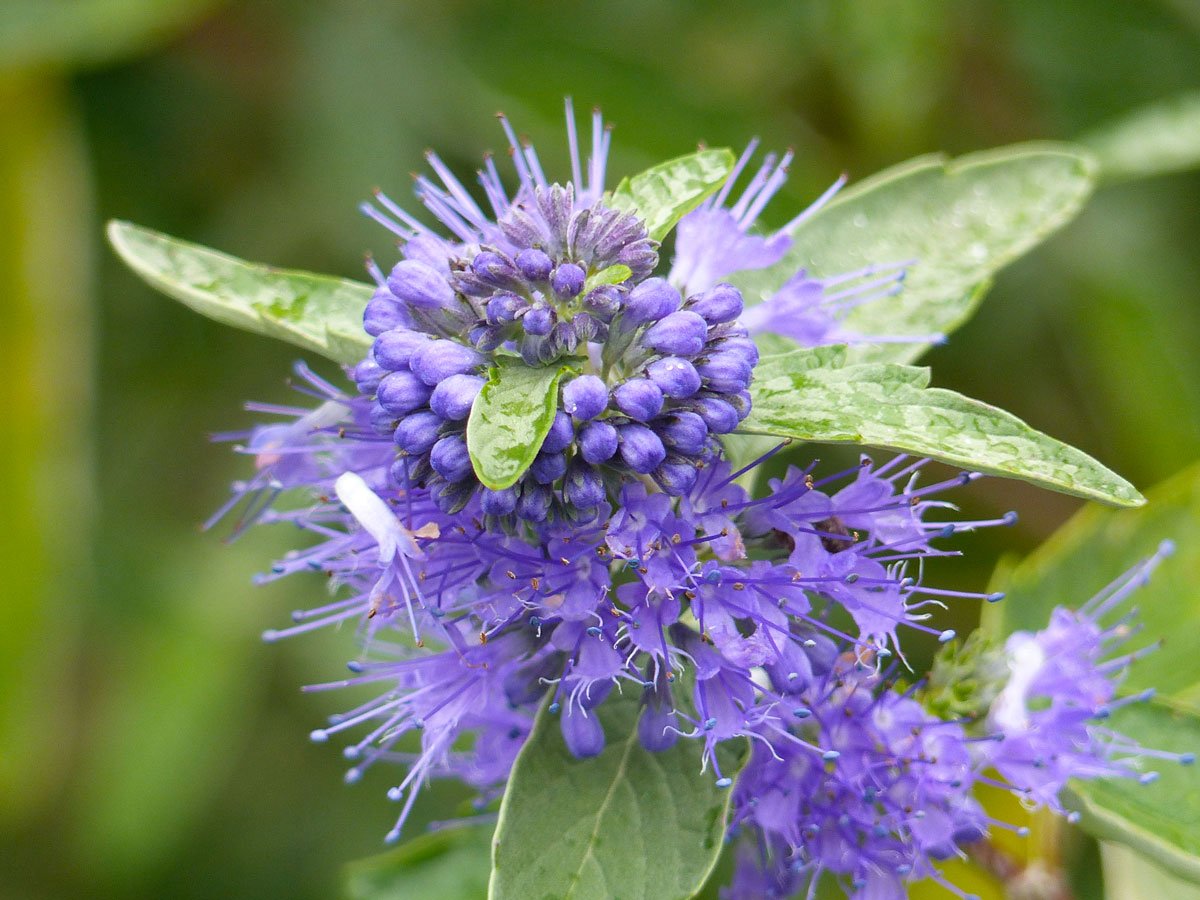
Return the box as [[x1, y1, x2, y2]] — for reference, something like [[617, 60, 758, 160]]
[[646, 356, 702, 399], [669, 143, 837, 296], [214, 371, 1174, 885], [984, 542, 1193, 810], [196, 106, 1183, 900], [616, 423, 667, 473], [357, 103, 758, 518], [386, 259, 456, 309], [428, 373, 484, 421], [642, 310, 709, 356], [739, 262, 939, 349], [613, 378, 664, 421], [726, 658, 985, 899]]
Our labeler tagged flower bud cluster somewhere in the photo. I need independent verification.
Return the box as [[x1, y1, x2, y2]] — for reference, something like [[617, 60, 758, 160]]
[[356, 184, 757, 521]]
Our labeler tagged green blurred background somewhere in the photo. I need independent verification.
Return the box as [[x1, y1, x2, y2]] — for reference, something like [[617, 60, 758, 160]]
[[2, 2, 1198, 898]]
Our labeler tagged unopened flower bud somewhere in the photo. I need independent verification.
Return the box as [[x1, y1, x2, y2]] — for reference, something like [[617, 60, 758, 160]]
[[515, 247, 553, 281], [409, 340, 484, 386], [617, 424, 667, 474], [642, 310, 708, 356], [613, 378, 664, 421], [387, 259, 456, 309], [646, 356, 702, 399], [624, 277, 681, 325], [377, 370, 432, 415], [429, 373, 484, 421], [393, 410, 442, 454], [429, 434, 472, 482], [562, 375, 608, 420], [686, 283, 744, 324], [579, 420, 619, 463], [551, 263, 586, 298]]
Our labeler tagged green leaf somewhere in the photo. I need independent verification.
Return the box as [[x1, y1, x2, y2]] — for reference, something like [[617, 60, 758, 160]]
[[466, 359, 570, 491], [1101, 841, 1200, 900], [106, 220, 373, 366], [609, 148, 736, 242], [1081, 92, 1200, 183], [345, 827, 492, 900], [740, 345, 1144, 507], [1063, 702, 1200, 885], [729, 144, 1097, 365], [583, 264, 632, 294], [489, 697, 743, 900]]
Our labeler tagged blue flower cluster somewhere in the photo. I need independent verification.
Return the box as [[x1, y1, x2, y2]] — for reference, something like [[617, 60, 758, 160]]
[[211, 104, 1189, 900], [356, 162, 759, 521]]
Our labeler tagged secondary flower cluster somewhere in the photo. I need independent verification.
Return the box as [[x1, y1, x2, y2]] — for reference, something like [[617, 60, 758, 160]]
[[210, 104, 1188, 899], [724, 542, 1187, 898]]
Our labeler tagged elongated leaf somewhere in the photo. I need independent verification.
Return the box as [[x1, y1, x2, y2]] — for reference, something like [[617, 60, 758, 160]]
[[490, 697, 742, 900], [609, 148, 736, 242], [106, 220, 373, 365], [986, 462, 1200, 711], [740, 346, 1143, 507], [467, 359, 570, 491], [730, 144, 1096, 365], [346, 827, 492, 900], [1082, 92, 1200, 182]]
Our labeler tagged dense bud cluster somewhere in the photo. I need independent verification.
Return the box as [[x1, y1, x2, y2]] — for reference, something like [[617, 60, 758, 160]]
[[355, 184, 757, 522]]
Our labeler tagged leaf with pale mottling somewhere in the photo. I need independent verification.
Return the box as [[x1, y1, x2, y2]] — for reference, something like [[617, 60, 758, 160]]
[[740, 346, 1143, 507], [107, 220, 373, 365], [730, 144, 1096, 364], [609, 148, 736, 242], [466, 359, 570, 491], [583, 264, 632, 293]]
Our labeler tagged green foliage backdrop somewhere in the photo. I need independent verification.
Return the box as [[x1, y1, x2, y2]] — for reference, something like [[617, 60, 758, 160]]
[[2, 2, 1199, 898]]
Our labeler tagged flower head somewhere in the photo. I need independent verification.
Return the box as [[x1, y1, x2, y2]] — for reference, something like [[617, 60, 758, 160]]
[[984, 540, 1194, 809], [727, 657, 986, 900], [197, 102, 1184, 900], [357, 105, 759, 521]]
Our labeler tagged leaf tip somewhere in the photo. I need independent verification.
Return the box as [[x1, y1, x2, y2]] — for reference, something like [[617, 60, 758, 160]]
[[105, 218, 135, 256], [1116, 489, 1149, 509]]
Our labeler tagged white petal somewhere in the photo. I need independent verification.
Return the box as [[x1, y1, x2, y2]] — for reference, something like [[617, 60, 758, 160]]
[[334, 472, 423, 563]]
